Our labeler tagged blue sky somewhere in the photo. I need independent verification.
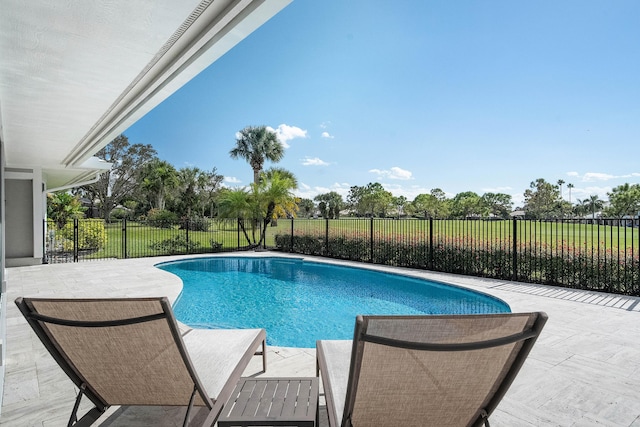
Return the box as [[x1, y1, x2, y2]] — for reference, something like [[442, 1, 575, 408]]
[[125, 0, 640, 207]]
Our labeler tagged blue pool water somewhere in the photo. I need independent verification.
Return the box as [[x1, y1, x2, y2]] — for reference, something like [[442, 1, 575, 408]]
[[158, 256, 510, 348]]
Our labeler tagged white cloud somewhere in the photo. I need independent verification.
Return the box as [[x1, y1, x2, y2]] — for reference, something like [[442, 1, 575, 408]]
[[224, 176, 241, 184], [369, 166, 413, 180], [266, 124, 308, 148], [320, 121, 331, 129], [301, 156, 329, 166], [567, 171, 640, 182], [321, 131, 334, 139], [583, 172, 616, 182]]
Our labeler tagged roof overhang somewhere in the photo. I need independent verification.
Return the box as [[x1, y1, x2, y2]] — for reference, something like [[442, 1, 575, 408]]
[[0, 0, 292, 190]]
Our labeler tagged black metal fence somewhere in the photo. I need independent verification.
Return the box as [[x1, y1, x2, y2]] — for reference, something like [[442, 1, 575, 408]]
[[44, 217, 640, 296], [44, 218, 279, 263], [273, 218, 640, 296]]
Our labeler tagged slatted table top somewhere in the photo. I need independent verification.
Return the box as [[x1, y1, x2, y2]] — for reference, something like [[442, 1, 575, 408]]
[[218, 377, 320, 427]]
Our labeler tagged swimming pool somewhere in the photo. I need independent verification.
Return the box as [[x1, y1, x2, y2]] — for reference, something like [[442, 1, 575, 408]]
[[158, 256, 510, 348]]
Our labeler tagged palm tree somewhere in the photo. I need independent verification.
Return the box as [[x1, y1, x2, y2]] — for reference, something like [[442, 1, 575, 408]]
[[253, 170, 297, 245], [141, 159, 178, 211], [176, 167, 202, 217], [567, 183, 574, 205], [217, 188, 255, 245], [557, 179, 565, 199], [230, 126, 284, 185], [261, 167, 298, 187], [216, 169, 297, 248], [260, 168, 299, 224], [47, 192, 86, 229], [586, 195, 604, 220]]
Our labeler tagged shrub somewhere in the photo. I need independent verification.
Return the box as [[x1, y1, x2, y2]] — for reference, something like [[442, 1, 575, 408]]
[[149, 235, 200, 254], [147, 209, 178, 229], [180, 216, 210, 232], [59, 219, 107, 252], [110, 208, 131, 221], [275, 230, 640, 296]]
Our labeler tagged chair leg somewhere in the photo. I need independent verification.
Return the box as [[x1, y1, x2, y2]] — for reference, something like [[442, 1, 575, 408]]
[[480, 409, 490, 427], [183, 385, 198, 427], [68, 385, 86, 427], [261, 339, 267, 373], [67, 384, 105, 427]]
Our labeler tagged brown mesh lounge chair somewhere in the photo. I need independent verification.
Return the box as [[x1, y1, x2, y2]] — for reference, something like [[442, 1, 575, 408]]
[[15, 297, 267, 427], [316, 312, 547, 427]]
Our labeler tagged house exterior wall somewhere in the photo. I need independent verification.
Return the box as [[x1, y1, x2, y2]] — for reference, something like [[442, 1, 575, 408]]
[[5, 169, 44, 267]]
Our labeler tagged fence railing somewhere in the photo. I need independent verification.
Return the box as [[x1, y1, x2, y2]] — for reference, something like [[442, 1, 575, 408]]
[[44, 218, 280, 263], [273, 217, 639, 296], [44, 217, 640, 296]]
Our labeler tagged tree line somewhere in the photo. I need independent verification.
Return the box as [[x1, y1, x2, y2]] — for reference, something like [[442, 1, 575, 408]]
[[48, 128, 640, 233]]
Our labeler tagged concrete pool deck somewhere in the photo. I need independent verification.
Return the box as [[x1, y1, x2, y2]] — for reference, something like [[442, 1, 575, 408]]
[[2, 253, 640, 426]]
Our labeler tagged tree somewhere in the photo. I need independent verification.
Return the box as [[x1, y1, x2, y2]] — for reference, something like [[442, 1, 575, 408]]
[[260, 168, 299, 223], [361, 182, 393, 217], [81, 134, 157, 221], [523, 178, 563, 219], [567, 183, 574, 205], [574, 198, 588, 218], [217, 170, 297, 247], [262, 167, 298, 187], [230, 126, 284, 185], [314, 192, 344, 219], [253, 169, 298, 244], [297, 199, 315, 218], [47, 192, 86, 229], [140, 159, 178, 211], [217, 188, 255, 245], [393, 196, 408, 218], [481, 192, 513, 219], [411, 193, 438, 218], [450, 192, 485, 219], [606, 183, 640, 217], [346, 185, 367, 216], [199, 168, 224, 217], [174, 167, 202, 217], [557, 179, 565, 199], [585, 195, 605, 218]]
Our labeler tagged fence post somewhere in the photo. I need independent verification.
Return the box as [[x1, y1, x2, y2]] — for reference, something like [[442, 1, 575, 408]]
[[429, 218, 434, 270], [237, 218, 241, 249], [42, 219, 48, 264], [370, 217, 374, 263], [512, 219, 518, 281], [290, 218, 294, 252], [263, 218, 267, 250], [122, 219, 127, 259], [73, 219, 79, 262], [185, 218, 190, 254], [325, 218, 329, 255]]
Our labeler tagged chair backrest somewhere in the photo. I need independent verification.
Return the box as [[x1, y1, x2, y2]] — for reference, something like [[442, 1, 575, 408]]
[[342, 312, 547, 427], [15, 297, 212, 410]]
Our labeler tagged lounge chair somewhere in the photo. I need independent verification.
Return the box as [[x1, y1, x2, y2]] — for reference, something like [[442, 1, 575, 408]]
[[316, 312, 547, 427], [15, 296, 267, 427]]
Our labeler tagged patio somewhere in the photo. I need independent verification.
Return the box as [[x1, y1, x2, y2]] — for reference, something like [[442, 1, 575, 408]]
[[2, 253, 640, 426]]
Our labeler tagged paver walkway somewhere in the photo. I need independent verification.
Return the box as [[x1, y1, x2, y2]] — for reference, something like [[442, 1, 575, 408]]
[[2, 253, 640, 426]]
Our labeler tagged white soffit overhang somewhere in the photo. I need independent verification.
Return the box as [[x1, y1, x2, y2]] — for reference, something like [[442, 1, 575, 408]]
[[0, 0, 292, 190]]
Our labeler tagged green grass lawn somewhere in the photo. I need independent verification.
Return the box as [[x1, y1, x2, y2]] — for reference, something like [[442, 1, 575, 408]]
[[276, 218, 639, 251]]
